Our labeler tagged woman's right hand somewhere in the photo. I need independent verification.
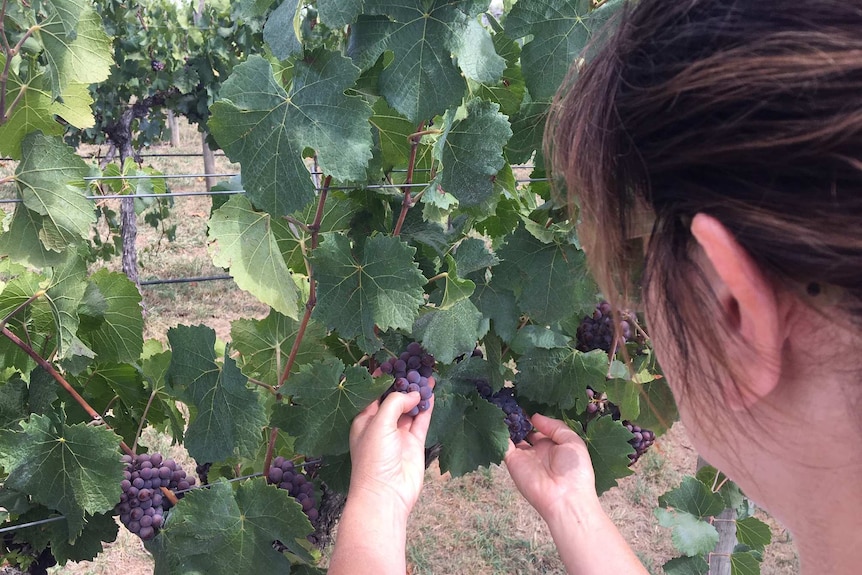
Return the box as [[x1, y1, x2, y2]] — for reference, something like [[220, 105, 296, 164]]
[[504, 413, 600, 521]]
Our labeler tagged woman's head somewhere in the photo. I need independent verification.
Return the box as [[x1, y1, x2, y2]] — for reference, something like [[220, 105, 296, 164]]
[[548, 0, 862, 480]]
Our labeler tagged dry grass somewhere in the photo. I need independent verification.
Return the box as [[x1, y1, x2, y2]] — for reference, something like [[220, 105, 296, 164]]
[[1, 121, 799, 574]]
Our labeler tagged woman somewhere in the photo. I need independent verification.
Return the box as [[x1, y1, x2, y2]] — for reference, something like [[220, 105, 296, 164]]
[[329, 1, 862, 573]]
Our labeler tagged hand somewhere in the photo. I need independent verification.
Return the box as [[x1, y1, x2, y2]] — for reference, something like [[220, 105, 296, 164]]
[[504, 413, 599, 522], [347, 381, 435, 518]]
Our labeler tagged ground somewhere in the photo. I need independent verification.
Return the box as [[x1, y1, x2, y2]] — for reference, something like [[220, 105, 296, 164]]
[[1, 123, 799, 574]]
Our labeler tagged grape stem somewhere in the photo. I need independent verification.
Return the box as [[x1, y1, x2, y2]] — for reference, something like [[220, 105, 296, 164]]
[[0, 290, 46, 331], [393, 121, 426, 237], [0, 325, 135, 456], [277, 176, 331, 389], [131, 386, 160, 453], [262, 426, 279, 477]]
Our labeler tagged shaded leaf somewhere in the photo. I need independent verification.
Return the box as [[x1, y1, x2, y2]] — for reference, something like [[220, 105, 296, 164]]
[[412, 299, 489, 365], [514, 347, 607, 410]]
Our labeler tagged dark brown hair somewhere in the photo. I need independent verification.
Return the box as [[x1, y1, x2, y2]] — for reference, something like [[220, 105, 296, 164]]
[[548, 0, 862, 409]]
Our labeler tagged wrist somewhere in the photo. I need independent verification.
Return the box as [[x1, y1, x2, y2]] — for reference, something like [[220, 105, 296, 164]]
[[543, 493, 606, 540]]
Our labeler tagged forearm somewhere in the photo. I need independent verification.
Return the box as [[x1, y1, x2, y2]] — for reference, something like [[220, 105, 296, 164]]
[[328, 492, 409, 575], [545, 498, 649, 575]]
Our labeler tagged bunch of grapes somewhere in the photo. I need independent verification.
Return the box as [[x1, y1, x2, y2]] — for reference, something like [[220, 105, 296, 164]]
[[115, 453, 196, 541], [576, 301, 633, 353], [585, 386, 608, 414], [474, 379, 533, 444], [267, 457, 320, 532], [623, 421, 656, 465], [379, 342, 436, 416], [150, 60, 165, 71]]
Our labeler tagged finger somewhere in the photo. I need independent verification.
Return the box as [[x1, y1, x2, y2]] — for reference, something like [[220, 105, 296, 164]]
[[350, 398, 381, 438], [530, 413, 583, 446], [378, 390, 421, 433], [371, 366, 384, 377], [409, 393, 434, 438]]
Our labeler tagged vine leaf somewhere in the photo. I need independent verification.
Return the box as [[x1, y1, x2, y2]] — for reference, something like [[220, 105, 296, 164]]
[[325, 1, 504, 123], [0, 375, 27, 430], [166, 325, 267, 462], [504, 0, 625, 101], [413, 299, 488, 365], [514, 347, 607, 410], [468, 272, 520, 344], [656, 508, 720, 557], [658, 476, 726, 520], [0, 415, 123, 536], [231, 310, 333, 387], [505, 100, 550, 165], [426, 389, 510, 477], [17, 509, 118, 565], [44, 253, 88, 361], [208, 195, 301, 320], [735, 517, 772, 550], [436, 99, 512, 209], [730, 551, 762, 575], [663, 556, 710, 575], [272, 358, 391, 456], [209, 52, 373, 216], [580, 416, 634, 494], [454, 237, 499, 276], [39, 5, 113, 98], [470, 26, 526, 117], [153, 480, 313, 575], [262, 0, 303, 59], [14, 133, 94, 250], [313, 234, 426, 354], [494, 225, 597, 325], [77, 270, 143, 364], [439, 255, 475, 310], [0, 57, 94, 159]]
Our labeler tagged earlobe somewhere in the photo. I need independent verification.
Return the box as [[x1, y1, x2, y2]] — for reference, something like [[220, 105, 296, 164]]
[[689, 214, 784, 410]]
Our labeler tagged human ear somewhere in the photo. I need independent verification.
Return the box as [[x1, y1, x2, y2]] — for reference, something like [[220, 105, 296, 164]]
[[689, 213, 783, 409]]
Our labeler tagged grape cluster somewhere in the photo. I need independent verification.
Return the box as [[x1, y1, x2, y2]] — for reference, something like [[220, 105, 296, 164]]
[[576, 301, 633, 353], [379, 342, 436, 416], [585, 386, 608, 414], [623, 421, 655, 465], [474, 380, 533, 444], [115, 453, 195, 541], [150, 60, 165, 71], [195, 461, 212, 486], [267, 457, 320, 529]]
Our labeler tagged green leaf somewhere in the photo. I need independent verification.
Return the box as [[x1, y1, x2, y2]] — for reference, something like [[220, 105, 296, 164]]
[[167, 325, 268, 462], [454, 238, 499, 276], [436, 99, 512, 209], [469, 27, 526, 117], [505, 100, 549, 164], [659, 476, 726, 520], [730, 551, 762, 575], [505, 0, 624, 101], [313, 234, 426, 353], [439, 255, 475, 310], [273, 358, 391, 455], [427, 390, 510, 477], [736, 517, 772, 551], [14, 133, 94, 247], [332, 1, 504, 123], [210, 53, 373, 216], [514, 347, 607, 410], [494, 226, 597, 325], [509, 326, 571, 355], [601, 377, 640, 422], [0, 375, 27, 430], [469, 273, 520, 343], [45, 252, 88, 360], [231, 310, 332, 387], [0, 415, 123, 535], [39, 5, 113, 98], [695, 465, 744, 512], [655, 508, 720, 557], [626, 376, 678, 437], [413, 298, 489, 365], [18, 509, 118, 565], [208, 195, 301, 319], [369, 98, 416, 173], [663, 556, 710, 575], [77, 270, 143, 364], [0, 206, 71, 267], [154, 480, 313, 575], [582, 416, 634, 494], [263, 0, 302, 59]]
